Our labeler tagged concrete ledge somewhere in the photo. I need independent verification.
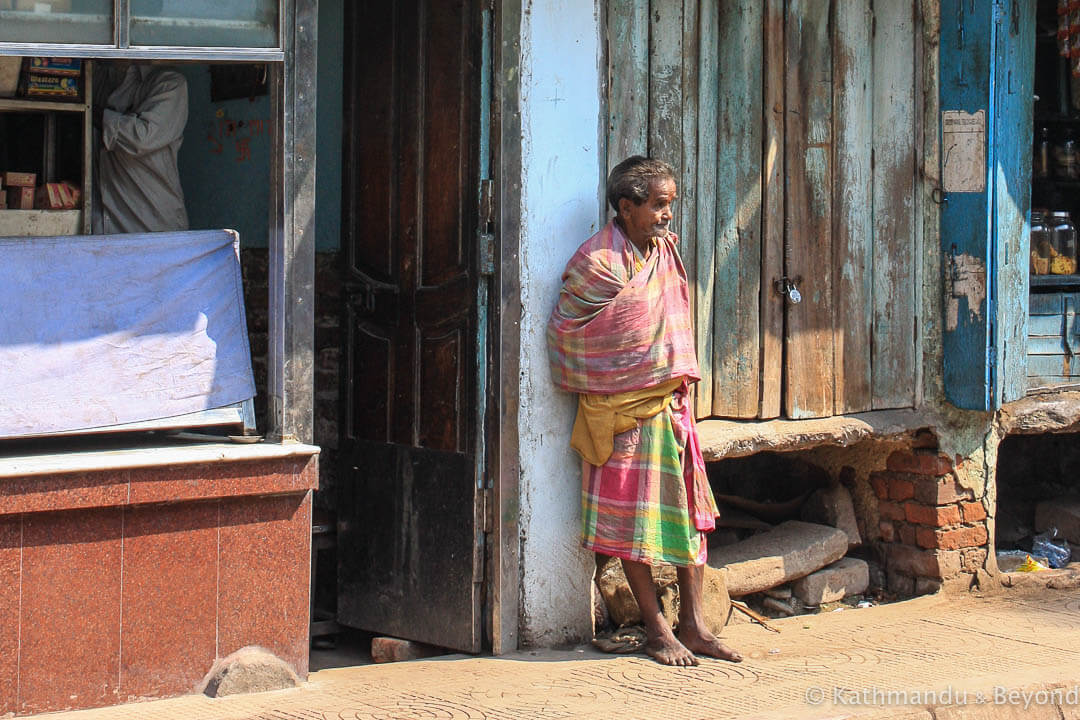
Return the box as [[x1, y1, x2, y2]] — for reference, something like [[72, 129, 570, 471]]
[[697, 410, 925, 461], [0, 441, 321, 479]]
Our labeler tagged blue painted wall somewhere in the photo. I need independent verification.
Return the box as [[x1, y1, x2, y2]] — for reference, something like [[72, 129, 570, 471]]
[[176, 0, 343, 251]]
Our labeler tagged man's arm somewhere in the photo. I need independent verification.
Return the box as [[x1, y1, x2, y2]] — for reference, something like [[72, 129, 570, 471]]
[[101, 71, 188, 156]]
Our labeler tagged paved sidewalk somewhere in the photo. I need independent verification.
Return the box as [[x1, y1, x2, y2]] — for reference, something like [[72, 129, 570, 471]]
[[27, 587, 1080, 720]]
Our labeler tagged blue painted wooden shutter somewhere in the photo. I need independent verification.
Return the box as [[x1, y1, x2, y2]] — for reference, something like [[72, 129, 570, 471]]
[[940, 0, 1034, 410]]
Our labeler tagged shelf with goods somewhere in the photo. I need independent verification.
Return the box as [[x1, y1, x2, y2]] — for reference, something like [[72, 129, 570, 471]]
[[0, 59, 91, 236]]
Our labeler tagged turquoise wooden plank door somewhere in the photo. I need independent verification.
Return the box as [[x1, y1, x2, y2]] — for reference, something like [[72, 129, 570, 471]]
[[939, 0, 1034, 410]]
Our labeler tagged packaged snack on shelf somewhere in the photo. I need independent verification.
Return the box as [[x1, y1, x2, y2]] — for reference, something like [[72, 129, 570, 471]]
[[7, 186, 34, 209], [2, 171, 35, 187], [24, 72, 80, 99], [28, 57, 81, 77]]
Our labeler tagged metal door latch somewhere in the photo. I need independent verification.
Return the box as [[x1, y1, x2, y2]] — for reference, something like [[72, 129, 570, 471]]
[[774, 276, 802, 304]]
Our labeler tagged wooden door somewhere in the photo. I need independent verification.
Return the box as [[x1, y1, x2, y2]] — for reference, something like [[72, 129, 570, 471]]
[[337, 0, 485, 653], [606, 0, 920, 421]]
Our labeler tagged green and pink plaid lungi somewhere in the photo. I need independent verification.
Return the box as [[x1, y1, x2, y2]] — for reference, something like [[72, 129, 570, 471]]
[[547, 220, 719, 567]]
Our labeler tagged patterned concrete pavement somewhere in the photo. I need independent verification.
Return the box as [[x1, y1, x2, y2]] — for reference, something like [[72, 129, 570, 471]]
[[27, 587, 1080, 720]]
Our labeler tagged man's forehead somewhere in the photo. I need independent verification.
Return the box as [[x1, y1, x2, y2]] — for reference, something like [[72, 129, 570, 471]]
[[649, 178, 677, 196]]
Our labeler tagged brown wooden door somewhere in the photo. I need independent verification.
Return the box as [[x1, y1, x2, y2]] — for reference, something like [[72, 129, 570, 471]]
[[337, 0, 484, 653]]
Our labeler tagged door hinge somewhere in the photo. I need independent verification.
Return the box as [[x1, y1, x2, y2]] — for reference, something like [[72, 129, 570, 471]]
[[479, 179, 496, 276], [479, 178, 495, 231]]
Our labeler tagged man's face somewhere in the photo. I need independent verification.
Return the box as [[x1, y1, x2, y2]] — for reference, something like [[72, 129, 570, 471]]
[[619, 177, 677, 247]]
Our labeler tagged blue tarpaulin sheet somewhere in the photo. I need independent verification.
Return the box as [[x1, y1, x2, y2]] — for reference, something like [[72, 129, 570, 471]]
[[0, 229, 256, 438]]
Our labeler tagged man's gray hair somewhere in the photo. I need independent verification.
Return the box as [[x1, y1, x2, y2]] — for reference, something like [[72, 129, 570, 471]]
[[606, 156, 676, 213]]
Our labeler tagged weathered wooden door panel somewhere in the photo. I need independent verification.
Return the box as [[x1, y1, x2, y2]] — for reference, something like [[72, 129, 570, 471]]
[[832, 0, 874, 414], [870, 1, 918, 410], [993, 0, 1034, 404], [711, 0, 764, 419], [761, 0, 786, 419], [784, 0, 835, 419], [339, 0, 482, 652], [606, 0, 920, 421], [940, 0, 1034, 410]]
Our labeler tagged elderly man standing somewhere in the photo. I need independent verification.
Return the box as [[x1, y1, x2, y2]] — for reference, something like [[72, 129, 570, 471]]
[[93, 62, 189, 234], [547, 156, 742, 667]]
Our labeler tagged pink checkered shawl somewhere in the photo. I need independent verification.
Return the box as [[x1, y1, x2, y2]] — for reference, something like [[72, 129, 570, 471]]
[[546, 220, 700, 394]]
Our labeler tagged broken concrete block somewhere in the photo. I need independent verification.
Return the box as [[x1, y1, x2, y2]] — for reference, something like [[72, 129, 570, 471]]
[[800, 483, 862, 548], [371, 637, 446, 664], [764, 585, 792, 600], [707, 521, 849, 596], [762, 596, 795, 616], [702, 564, 732, 636], [200, 646, 300, 697], [594, 554, 730, 633], [1035, 497, 1080, 544], [792, 557, 869, 605]]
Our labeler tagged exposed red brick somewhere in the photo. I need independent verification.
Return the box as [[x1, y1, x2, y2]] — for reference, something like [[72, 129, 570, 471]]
[[886, 544, 962, 579], [888, 477, 916, 502], [886, 450, 953, 477], [878, 500, 906, 522], [898, 523, 917, 546], [879, 520, 896, 543], [913, 474, 975, 505], [960, 501, 987, 523], [916, 524, 989, 551], [911, 429, 939, 450], [904, 502, 962, 527], [870, 473, 889, 500]]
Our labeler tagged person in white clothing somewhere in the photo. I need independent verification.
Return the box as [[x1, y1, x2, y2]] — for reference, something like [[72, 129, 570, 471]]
[[92, 62, 189, 234]]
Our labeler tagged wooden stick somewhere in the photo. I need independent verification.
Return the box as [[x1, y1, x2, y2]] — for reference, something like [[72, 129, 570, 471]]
[[731, 600, 781, 633]]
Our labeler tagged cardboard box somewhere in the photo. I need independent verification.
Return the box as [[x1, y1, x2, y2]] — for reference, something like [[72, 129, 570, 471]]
[[2, 171, 35, 188], [0, 57, 20, 98], [28, 57, 80, 77], [7, 186, 34, 210], [34, 182, 78, 209]]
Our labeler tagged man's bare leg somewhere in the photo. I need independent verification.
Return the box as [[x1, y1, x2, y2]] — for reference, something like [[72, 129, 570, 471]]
[[676, 563, 743, 662], [620, 558, 697, 666]]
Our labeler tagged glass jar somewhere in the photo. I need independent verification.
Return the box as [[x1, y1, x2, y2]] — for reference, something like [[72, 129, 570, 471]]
[[1031, 211, 1052, 275], [1035, 127, 1052, 179], [1049, 210, 1078, 275], [1055, 130, 1080, 180]]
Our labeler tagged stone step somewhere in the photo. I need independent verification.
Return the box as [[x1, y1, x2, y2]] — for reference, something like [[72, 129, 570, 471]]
[[706, 520, 848, 597], [792, 557, 870, 605]]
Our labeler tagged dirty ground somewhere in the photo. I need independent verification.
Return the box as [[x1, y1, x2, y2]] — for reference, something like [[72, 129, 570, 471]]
[[25, 588, 1080, 720]]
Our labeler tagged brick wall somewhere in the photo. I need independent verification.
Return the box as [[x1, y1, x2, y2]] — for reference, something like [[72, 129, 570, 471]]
[[241, 249, 341, 510], [871, 443, 989, 595]]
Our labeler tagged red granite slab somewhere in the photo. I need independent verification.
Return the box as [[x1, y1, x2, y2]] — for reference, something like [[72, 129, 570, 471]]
[[218, 493, 311, 675], [128, 458, 315, 506], [119, 502, 218, 701], [0, 471, 128, 516], [0, 516, 20, 716], [18, 508, 123, 715]]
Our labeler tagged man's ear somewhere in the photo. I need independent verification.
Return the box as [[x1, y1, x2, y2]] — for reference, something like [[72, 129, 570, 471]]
[[617, 196, 632, 219]]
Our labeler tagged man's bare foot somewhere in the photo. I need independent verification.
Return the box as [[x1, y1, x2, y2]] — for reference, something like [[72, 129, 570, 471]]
[[644, 626, 698, 667], [678, 626, 743, 663]]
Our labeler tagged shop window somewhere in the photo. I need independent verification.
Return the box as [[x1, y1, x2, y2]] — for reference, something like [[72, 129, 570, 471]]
[[0, 1, 114, 46], [130, 0, 278, 49]]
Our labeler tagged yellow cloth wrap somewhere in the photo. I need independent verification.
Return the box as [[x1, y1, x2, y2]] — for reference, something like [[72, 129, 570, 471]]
[[570, 378, 684, 466]]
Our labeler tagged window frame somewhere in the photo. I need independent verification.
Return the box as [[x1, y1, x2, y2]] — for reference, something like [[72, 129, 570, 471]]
[[0, 0, 316, 444]]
